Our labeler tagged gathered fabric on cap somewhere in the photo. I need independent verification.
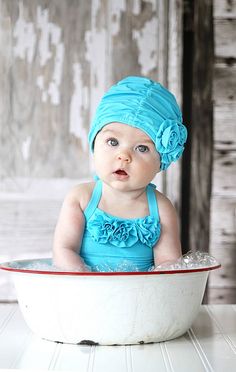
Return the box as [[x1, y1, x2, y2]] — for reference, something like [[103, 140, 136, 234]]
[[88, 76, 187, 170]]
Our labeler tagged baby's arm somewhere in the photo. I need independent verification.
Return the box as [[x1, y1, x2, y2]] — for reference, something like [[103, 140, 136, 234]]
[[53, 186, 89, 271], [153, 191, 182, 267]]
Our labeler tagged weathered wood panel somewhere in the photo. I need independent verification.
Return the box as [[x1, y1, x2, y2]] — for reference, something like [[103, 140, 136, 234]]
[[0, 0, 92, 180], [210, 197, 236, 250], [0, 200, 60, 254], [165, 0, 183, 209], [213, 0, 236, 18], [214, 103, 236, 151], [209, 245, 236, 289], [208, 0, 236, 304], [212, 150, 236, 196], [188, 0, 214, 253], [213, 64, 236, 103], [214, 19, 236, 59], [208, 288, 236, 304], [0, 197, 59, 302]]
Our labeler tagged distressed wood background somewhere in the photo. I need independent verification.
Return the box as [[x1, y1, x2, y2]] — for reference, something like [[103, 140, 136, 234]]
[[208, 0, 236, 303], [0, 0, 235, 303]]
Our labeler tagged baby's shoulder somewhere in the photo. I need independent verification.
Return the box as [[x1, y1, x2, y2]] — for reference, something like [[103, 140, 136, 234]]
[[154, 189, 177, 218], [64, 181, 96, 211]]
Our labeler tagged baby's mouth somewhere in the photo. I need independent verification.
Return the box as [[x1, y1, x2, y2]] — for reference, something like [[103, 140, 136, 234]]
[[114, 169, 128, 176]]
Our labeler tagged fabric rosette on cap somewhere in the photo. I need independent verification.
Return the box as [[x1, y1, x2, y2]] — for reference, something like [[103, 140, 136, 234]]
[[155, 119, 188, 170]]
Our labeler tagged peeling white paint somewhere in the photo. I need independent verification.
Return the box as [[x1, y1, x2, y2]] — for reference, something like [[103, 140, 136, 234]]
[[13, 2, 36, 63], [69, 63, 88, 152], [85, 0, 107, 122], [149, 0, 157, 12], [132, 0, 141, 15], [36, 7, 52, 66], [86, 0, 108, 171], [47, 41, 64, 105], [36, 6, 64, 106], [110, 0, 126, 36], [13, 3, 64, 106], [132, 17, 157, 75], [21, 136, 31, 161], [36, 75, 44, 90], [133, 0, 157, 15], [36, 75, 48, 103], [85, 28, 107, 121]]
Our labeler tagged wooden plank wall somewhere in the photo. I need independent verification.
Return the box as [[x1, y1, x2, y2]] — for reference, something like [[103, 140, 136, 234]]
[[0, 0, 182, 301], [188, 0, 214, 259], [208, 0, 236, 303]]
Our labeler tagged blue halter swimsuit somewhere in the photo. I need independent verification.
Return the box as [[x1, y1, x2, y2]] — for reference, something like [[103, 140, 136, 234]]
[[80, 181, 161, 272]]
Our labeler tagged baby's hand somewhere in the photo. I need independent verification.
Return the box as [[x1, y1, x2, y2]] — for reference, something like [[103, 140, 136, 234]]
[[53, 262, 91, 273], [153, 259, 179, 271], [83, 264, 92, 272]]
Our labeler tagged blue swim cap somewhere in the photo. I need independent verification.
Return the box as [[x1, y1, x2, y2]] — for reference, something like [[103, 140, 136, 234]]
[[88, 76, 187, 170]]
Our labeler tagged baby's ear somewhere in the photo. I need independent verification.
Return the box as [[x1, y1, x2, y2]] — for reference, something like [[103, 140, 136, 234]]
[[156, 167, 161, 175], [156, 153, 161, 173]]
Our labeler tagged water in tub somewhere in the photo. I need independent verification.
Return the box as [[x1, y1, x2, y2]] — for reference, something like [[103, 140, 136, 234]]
[[7, 251, 219, 272]]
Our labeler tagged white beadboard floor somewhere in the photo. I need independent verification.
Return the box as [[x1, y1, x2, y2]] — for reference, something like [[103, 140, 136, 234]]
[[0, 304, 236, 371]]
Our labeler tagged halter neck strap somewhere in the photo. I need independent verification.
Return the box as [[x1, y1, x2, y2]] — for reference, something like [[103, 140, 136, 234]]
[[147, 183, 159, 220], [84, 181, 159, 221], [84, 180, 102, 220]]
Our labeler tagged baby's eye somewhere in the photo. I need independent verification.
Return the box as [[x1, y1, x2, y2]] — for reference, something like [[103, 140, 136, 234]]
[[135, 145, 149, 153], [107, 137, 119, 147]]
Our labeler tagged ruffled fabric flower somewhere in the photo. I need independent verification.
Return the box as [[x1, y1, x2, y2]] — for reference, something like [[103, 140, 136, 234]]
[[155, 119, 188, 170], [88, 214, 138, 247], [87, 213, 160, 248], [136, 216, 161, 247]]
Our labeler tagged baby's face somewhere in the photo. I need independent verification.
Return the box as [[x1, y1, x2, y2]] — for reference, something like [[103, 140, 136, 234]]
[[93, 122, 160, 191]]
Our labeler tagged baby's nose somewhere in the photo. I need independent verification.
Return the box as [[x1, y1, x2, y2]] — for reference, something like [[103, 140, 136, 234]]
[[117, 151, 131, 163]]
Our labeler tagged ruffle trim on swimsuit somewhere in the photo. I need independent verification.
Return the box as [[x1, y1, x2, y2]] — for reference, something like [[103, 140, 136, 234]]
[[87, 211, 161, 248]]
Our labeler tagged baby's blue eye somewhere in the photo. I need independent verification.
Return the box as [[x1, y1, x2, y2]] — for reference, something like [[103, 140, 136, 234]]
[[107, 138, 119, 146], [136, 145, 149, 153]]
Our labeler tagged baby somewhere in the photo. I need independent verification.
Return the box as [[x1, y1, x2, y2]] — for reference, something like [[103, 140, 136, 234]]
[[53, 76, 187, 272]]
